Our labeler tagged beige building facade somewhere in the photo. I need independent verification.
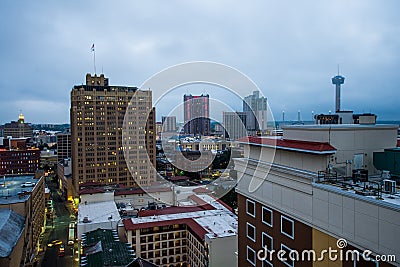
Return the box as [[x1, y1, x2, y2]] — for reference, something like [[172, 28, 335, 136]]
[[70, 74, 156, 195]]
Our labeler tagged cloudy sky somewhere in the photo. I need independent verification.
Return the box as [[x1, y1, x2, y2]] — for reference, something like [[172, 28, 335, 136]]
[[0, 0, 399, 124]]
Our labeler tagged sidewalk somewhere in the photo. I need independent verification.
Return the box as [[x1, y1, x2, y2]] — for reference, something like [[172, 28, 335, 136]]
[[35, 221, 54, 266]]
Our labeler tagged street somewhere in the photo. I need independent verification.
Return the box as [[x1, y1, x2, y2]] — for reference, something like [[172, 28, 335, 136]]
[[41, 180, 77, 267]]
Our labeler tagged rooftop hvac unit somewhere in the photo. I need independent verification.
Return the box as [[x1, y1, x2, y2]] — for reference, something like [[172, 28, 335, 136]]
[[383, 179, 396, 194], [382, 170, 391, 179]]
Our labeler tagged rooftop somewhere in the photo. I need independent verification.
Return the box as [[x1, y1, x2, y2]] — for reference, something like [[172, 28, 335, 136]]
[[0, 176, 38, 205], [81, 228, 135, 267], [314, 181, 400, 210], [282, 124, 398, 130], [114, 186, 172, 196], [124, 194, 237, 240], [78, 201, 120, 225], [0, 208, 25, 257], [79, 188, 106, 195], [73, 84, 138, 93], [192, 187, 212, 194], [238, 136, 336, 154]]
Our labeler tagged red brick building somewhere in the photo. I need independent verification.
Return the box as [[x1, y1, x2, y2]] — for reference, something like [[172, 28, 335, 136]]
[[0, 138, 40, 175]]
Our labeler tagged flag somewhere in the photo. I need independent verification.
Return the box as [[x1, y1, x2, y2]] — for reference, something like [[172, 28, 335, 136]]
[[91, 43, 95, 52]]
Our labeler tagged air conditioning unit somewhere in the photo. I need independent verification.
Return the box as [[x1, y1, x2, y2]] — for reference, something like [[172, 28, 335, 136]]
[[382, 170, 391, 179], [383, 179, 396, 194]]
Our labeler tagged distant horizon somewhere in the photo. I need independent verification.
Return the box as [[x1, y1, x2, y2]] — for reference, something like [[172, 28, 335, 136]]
[[6, 119, 399, 127]]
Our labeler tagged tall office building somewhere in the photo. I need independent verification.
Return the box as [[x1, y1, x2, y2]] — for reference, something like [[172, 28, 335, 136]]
[[243, 91, 268, 133], [2, 113, 33, 138], [161, 116, 177, 132], [223, 111, 247, 140], [56, 128, 71, 162], [183, 94, 210, 136], [70, 74, 156, 195]]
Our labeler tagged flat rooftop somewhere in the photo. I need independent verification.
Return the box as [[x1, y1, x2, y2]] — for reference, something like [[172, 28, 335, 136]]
[[314, 180, 400, 210], [78, 201, 121, 225], [125, 194, 237, 240], [282, 124, 398, 130], [0, 176, 37, 205]]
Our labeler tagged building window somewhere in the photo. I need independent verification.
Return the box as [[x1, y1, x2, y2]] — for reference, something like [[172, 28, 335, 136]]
[[262, 232, 273, 266], [246, 223, 256, 242], [262, 206, 273, 227], [280, 244, 294, 267], [262, 232, 273, 252], [246, 199, 256, 218], [247, 245, 256, 266], [281, 215, 294, 239]]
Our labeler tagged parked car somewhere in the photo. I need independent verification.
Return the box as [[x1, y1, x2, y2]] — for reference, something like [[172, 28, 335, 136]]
[[21, 182, 35, 188]]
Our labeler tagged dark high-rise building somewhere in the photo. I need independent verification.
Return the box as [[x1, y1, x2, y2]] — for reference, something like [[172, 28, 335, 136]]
[[56, 128, 71, 162], [161, 116, 177, 132], [2, 113, 33, 138], [183, 94, 210, 136], [70, 74, 156, 195], [243, 91, 268, 133], [223, 111, 247, 140]]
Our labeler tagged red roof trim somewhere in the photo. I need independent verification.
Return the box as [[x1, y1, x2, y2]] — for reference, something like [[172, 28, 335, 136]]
[[238, 136, 336, 154], [123, 218, 208, 241], [78, 188, 105, 195], [79, 181, 103, 188], [193, 187, 212, 194], [137, 204, 214, 217], [188, 194, 208, 206], [169, 176, 189, 181], [114, 187, 172, 196], [214, 197, 233, 212]]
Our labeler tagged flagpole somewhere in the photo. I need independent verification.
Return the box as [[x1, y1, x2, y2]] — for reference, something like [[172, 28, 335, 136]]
[[94, 48, 96, 74]]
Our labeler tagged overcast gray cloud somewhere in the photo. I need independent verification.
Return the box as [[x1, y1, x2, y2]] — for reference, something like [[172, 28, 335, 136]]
[[0, 0, 399, 124]]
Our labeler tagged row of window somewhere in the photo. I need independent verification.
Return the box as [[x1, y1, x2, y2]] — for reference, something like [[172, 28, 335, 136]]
[[246, 199, 294, 239]]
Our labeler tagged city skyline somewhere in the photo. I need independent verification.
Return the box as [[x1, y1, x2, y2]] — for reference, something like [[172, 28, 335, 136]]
[[1, 1, 400, 124]]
